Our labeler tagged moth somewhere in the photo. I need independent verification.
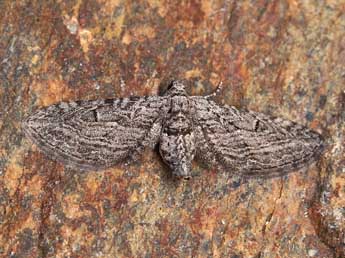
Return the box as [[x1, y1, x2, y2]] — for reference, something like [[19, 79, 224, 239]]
[[23, 81, 324, 179]]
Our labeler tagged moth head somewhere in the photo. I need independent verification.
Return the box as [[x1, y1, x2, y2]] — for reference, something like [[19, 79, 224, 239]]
[[165, 80, 187, 96]]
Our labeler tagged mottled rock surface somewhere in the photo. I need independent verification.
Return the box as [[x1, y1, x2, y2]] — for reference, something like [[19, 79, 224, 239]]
[[0, 1, 344, 257]]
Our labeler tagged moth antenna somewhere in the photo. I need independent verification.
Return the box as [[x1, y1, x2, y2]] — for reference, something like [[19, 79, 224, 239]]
[[205, 81, 223, 99]]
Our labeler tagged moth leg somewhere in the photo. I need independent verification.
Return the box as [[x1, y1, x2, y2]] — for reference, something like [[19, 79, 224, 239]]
[[126, 119, 163, 164], [194, 124, 220, 169], [141, 120, 163, 149]]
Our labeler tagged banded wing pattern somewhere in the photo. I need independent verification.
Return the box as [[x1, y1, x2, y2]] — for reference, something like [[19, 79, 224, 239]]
[[192, 97, 324, 177], [23, 96, 168, 170]]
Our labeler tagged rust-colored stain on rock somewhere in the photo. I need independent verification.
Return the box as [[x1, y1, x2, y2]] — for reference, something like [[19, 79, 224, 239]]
[[0, 0, 344, 257]]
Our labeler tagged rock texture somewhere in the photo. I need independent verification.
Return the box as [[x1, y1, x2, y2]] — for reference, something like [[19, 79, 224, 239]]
[[0, 1, 344, 257]]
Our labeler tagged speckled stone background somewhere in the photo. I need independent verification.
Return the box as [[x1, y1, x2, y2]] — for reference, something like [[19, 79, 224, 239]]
[[0, 1, 344, 257]]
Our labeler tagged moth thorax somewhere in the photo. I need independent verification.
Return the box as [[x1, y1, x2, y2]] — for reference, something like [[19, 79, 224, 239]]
[[170, 96, 189, 113]]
